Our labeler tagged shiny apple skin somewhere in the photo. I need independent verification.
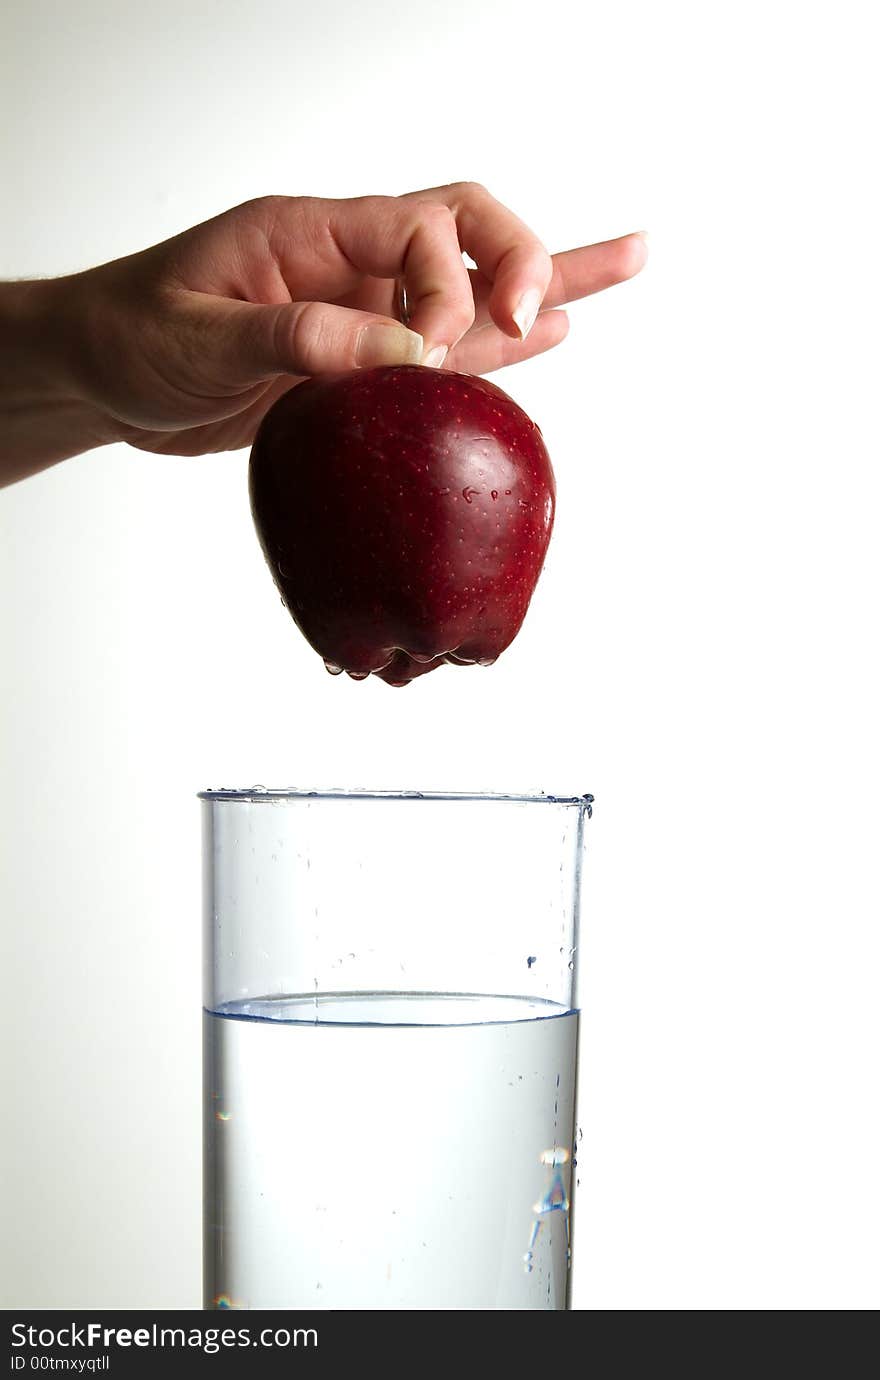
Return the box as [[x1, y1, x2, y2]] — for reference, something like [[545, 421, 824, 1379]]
[[248, 365, 555, 685]]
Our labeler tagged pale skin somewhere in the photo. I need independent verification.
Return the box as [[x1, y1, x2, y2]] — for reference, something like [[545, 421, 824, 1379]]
[[0, 182, 647, 487]]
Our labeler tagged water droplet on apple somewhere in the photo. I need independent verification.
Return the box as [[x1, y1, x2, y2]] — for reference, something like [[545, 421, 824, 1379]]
[[346, 670, 369, 681], [323, 659, 344, 676], [491, 490, 498, 500], [462, 486, 479, 503]]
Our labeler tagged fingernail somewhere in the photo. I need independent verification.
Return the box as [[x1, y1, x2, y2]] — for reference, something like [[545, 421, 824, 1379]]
[[356, 323, 423, 367], [512, 288, 542, 341], [422, 344, 448, 369], [635, 230, 650, 247]]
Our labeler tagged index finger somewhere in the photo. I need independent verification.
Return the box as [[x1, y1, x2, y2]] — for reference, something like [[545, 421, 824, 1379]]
[[323, 195, 476, 363], [400, 182, 554, 341]]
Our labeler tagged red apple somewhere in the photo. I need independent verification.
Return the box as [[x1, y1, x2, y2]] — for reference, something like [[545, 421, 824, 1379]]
[[248, 365, 555, 686]]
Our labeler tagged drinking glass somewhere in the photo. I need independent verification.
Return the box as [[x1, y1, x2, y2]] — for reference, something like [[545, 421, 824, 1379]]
[[201, 788, 592, 1311]]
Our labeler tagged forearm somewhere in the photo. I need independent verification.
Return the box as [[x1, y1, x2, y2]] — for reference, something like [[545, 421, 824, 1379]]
[[0, 277, 123, 487]]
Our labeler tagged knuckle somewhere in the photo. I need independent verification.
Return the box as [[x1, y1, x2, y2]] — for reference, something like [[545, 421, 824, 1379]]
[[353, 194, 400, 230], [452, 295, 476, 334], [413, 200, 456, 232], [450, 179, 489, 201], [288, 300, 328, 371], [366, 194, 398, 213], [249, 193, 287, 216]]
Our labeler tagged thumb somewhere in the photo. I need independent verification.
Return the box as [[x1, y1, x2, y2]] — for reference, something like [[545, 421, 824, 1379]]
[[182, 293, 425, 383]]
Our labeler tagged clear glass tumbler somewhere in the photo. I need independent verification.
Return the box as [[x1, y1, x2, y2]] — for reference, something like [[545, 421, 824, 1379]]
[[201, 788, 592, 1311]]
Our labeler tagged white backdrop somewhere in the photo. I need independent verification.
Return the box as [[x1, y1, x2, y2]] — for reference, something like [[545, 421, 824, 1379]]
[[1, 0, 877, 1310]]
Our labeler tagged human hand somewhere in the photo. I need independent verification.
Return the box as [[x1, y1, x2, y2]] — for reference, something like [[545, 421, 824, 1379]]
[[1, 184, 646, 479]]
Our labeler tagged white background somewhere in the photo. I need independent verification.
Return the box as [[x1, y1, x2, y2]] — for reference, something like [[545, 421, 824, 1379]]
[[1, 0, 877, 1310]]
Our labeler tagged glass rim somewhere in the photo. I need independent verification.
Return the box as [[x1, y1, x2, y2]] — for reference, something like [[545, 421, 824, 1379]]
[[198, 787, 594, 810]]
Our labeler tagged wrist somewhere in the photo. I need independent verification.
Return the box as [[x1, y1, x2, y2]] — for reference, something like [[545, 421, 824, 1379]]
[[0, 275, 127, 483]]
